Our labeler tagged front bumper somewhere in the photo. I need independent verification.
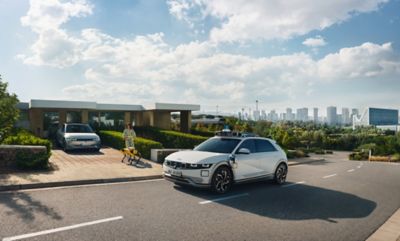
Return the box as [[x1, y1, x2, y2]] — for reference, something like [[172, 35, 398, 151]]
[[163, 165, 212, 188], [65, 140, 101, 150]]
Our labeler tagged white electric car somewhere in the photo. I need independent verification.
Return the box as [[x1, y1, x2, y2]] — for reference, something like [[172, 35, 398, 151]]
[[163, 134, 288, 193]]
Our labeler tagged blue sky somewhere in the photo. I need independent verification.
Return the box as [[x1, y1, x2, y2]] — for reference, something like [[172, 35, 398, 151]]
[[0, 0, 399, 115]]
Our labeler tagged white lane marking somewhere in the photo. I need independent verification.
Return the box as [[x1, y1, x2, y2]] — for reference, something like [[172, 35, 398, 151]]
[[282, 181, 306, 188], [2, 216, 123, 241], [357, 165, 362, 169], [3, 179, 164, 194], [347, 169, 355, 172], [199, 193, 249, 205], [323, 174, 337, 179]]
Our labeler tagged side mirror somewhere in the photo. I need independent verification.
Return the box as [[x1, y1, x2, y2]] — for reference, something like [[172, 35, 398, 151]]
[[237, 148, 250, 155]]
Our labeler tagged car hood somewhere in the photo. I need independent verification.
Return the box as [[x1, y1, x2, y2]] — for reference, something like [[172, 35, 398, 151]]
[[165, 150, 229, 164], [64, 133, 99, 139]]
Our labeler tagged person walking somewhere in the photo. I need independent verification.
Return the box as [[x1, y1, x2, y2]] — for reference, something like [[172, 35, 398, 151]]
[[123, 123, 136, 149]]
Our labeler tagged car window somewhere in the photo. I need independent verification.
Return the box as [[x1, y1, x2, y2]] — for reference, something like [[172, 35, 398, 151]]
[[194, 138, 241, 154], [237, 139, 256, 154], [255, 139, 277, 152], [66, 124, 93, 133]]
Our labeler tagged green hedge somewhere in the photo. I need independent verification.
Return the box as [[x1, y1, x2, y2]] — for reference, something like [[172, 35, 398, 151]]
[[2, 130, 52, 158], [135, 127, 208, 149], [98, 130, 163, 159], [2, 130, 52, 169]]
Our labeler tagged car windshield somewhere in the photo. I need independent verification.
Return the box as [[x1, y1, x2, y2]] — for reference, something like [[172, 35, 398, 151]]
[[66, 124, 93, 133], [194, 138, 241, 154]]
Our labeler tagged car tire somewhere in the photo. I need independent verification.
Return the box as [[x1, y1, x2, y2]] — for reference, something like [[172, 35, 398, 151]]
[[274, 163, 287, 185], [211, 166, 233, 194], [62, 139, 68, 152]]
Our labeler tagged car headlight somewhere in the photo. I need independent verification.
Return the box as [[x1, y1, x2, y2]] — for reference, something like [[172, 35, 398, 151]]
[[187, 163, 212, 169]]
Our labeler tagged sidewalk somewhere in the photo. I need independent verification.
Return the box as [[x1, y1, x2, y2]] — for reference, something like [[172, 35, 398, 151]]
[[0, 147, 163, 191], [0, 148, 324, 192], [367, 208, 400, 241]]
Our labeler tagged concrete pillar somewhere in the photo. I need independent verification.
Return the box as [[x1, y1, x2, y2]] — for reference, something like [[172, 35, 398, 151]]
[[82, 110, 89, 124], [124, 112, 131, 126], [154, 111, 171, 129], [132, 112, 144, 126], [143, 111, 154, 127], [29, 109, 43, 137], [180, 111, 191, 133], [59, 110, 66, 125]]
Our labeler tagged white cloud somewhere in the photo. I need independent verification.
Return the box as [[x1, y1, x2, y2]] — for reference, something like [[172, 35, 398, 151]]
[[19, 0, 93, 67], [168, 0, 389, 43], [303, 36, 327, 47], [18, 0, 400, 109]]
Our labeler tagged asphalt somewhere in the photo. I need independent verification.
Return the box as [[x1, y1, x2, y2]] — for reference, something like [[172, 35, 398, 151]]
[[0, 157, 399, 241]]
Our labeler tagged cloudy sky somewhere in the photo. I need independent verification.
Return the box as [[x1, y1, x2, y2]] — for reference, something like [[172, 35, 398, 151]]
[[1, 0, 399, 114]]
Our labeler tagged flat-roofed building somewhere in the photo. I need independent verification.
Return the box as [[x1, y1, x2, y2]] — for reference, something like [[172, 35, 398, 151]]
[[16, 99, 200, 138], [353, 107, 399, 130]]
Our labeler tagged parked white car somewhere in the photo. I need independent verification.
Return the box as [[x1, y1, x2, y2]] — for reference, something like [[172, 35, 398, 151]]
[[163, 134, 288, 193], [56, 123, 101, 152]]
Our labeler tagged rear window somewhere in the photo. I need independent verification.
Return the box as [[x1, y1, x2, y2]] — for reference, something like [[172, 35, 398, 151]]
[[194, 138, 241, 154], [66, 124, 93, 133]]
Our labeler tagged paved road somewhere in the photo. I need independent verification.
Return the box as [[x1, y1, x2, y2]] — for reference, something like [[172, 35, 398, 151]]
[[0, 156, 399, 241]]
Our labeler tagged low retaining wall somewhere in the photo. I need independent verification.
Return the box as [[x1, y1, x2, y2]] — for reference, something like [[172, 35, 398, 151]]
[[0, 145, 47, 169], [150, 148, 189, 163]]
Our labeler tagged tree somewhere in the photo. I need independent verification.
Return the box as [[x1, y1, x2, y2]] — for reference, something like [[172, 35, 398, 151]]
[[0, 75, 19, 142]]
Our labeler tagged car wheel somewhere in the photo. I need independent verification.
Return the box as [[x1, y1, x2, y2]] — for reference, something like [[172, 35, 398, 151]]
[[62, 139, 68, 152], [211, 166, 233, 194], [274, 163, 287, 185]]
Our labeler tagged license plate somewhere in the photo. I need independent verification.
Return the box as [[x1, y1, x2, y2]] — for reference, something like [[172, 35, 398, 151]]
[[168, 169, 182, 177]]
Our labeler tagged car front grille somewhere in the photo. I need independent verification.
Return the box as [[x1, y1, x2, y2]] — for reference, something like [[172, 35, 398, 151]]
[[165, 160, 186, 169], [77, 138, 95, 141]]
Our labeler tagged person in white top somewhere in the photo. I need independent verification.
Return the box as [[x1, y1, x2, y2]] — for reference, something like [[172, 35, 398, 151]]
[[123, 122, 136, 149]]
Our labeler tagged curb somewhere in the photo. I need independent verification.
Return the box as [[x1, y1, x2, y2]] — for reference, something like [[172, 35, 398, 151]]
[[288, 158, 325, 166], [0, 175, 163, 192], [366, 208, 400, 241]]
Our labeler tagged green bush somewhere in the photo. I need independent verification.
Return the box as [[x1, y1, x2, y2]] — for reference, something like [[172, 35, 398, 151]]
[[98, 130, 163, 159], [391, 153, 400, 162], [349, 152, 368, 160], [285, 149, 308, 159], [135, 127, 208, 149], [2, 130, 52, 158], [15, 150, 49, 169]]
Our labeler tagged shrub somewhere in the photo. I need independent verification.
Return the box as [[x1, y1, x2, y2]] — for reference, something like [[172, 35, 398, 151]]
[[2, 130, 52, 158], [325, 150, 333, 154], [98, 130, 163, 159], [391, 153, 400, 162], [15, 150, 49, 169], [369, 156, 390, 162], [135, 127, 208, 149], [349, 152, 368, 160], [285, 149, 308, 159]]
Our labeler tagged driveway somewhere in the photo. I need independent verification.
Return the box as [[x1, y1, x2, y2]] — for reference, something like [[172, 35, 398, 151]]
[[0, 147, 163, 188]]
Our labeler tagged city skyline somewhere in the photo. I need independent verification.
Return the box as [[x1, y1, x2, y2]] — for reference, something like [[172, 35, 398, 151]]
[[1, 0, 400, 112]]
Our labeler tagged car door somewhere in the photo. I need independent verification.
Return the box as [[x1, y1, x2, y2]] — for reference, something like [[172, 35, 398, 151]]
[[255, 139, 281, 175], [233, 139, 265, 181]]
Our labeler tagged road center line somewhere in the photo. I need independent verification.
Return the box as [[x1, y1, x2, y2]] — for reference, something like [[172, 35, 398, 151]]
[[199, 193, 249, 205], [347, 169, 355, 172], [2, 216, 123, 241], [282, 181, 306, 188], [323, 174, 337, 179]]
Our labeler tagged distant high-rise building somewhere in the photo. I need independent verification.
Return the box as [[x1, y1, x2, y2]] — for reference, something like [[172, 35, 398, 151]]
[[253, 110, 260, 121], [286, 108, 294, 121], [261, 110, 267, 120], [342, 108, 350, 125], [327, 106, 337, 125], [313, 108, 318, 123], [296, 108, 309, 122], [351, 108, 359, 124]]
